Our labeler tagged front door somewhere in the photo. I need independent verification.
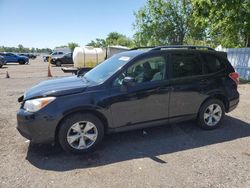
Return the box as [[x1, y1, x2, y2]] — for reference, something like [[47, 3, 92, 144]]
[[108, 54, 171, 128]]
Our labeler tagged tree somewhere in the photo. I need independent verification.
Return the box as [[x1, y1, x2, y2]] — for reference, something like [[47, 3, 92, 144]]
[[133, 0, 196, 46], [192, 0, 250, 47], [86, 32, 134, 48], [68, 42, 79, 52], [106, 32, 134, 47], [87, 38, 107, 47], [18, 44, 24, 53]]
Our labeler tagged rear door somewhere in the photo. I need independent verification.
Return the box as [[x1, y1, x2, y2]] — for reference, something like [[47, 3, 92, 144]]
[[168, 50, 208, 121]]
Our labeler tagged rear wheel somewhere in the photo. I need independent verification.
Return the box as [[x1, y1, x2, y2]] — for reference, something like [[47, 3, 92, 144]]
[[58, 113, 104, 154], [55, 60, 61, 67], [197, 99, 225, 130]]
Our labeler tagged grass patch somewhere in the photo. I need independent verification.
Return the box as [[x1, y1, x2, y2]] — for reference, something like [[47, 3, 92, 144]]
[[239, 78, 250, 84]]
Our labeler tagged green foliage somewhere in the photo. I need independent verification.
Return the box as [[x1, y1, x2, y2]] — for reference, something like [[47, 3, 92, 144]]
[[87, 32, 134, 48], [0, 45, 52, 54], [192, 0, 250, 47], [133, 0, 200, 46], [239, 78, 250, 84], [68, 42, 79, 52], [133, 0, 250, 48], [87, 38, 107, 48]]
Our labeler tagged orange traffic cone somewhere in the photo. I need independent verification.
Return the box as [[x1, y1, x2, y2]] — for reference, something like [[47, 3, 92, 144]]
[[48, 65, 52, 77], [48, 57, 52, 77], [6, 71, 10, 78]]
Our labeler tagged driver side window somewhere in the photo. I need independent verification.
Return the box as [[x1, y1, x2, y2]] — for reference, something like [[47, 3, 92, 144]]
[[113, 56, 166, 86]]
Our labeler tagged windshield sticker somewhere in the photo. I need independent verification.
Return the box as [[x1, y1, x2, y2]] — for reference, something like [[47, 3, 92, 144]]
[[119, 56, 130, 61]]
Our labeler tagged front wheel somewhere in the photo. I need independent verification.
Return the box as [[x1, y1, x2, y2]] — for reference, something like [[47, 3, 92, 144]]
[[58, 113, 104, 154], [197, 99, 225, 130], [19, 60, 25, 65]]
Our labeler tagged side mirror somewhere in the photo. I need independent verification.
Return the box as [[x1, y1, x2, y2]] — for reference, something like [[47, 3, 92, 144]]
[[122, 76, 135, 87]]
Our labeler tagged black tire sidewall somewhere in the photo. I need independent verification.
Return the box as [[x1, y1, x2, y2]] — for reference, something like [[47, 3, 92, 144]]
[[19, 60, 25, 65], [58, 113, 104, 154], [198, 99, 225, 130], [56, 61, 61, 66]]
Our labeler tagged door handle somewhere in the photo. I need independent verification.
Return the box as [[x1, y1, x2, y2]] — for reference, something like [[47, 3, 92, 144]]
[[199, 79, 208, 85], [157, 87, 171, 92]]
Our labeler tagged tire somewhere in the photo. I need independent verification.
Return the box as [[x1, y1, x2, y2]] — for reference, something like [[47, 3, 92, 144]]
[[19, 60, 25, 65], [55, 60, 61, 67], [58, 113, 104, 154], [197, 99, 225, 130]]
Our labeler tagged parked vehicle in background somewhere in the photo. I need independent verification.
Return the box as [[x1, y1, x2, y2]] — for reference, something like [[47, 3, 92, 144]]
[[17, 45, 240, 154], [43, 51, 64, 62], [51, 53, 73, 66], [0, 55, 6, 68], [0, 52, 29, 64], [29, 53, 37, 59], [62, 46, 130, 74], [19, 53, 37, 59]]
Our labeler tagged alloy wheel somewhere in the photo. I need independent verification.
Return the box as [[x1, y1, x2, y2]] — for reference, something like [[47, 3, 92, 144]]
[[204, 104, 222, 126], [66, 121, 98, 150]]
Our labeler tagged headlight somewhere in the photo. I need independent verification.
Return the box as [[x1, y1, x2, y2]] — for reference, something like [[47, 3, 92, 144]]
[[23, 97, 56, 112]]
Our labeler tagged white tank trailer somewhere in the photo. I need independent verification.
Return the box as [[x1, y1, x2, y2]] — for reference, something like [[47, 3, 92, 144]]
[[62, 46, 130, 75]]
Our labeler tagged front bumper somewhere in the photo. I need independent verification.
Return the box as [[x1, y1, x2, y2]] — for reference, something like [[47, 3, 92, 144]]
[[17, 108, 59, 144]]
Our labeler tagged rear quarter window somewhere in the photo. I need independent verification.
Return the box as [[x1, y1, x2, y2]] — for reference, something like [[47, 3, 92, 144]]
[[203, 53, 225, 73]]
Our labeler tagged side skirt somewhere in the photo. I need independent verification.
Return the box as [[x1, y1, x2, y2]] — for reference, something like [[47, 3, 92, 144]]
[[107, 114, 196, 134]]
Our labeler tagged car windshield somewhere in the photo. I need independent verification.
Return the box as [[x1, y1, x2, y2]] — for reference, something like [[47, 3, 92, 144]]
[[83, 54, 132, 84]]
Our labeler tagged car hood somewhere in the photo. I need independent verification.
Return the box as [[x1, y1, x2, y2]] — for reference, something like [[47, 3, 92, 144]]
[[23, 76, 91, 100]]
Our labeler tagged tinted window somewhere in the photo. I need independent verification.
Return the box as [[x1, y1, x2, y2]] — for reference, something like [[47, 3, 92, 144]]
[[113, 56, 166, 86], [203, 53, 225, 73], [171, 53, 202, 78], [65, 53, 72, 58]]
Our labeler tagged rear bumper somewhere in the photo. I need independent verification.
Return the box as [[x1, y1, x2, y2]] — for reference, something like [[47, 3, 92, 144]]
[[227, 97, 239, 112]]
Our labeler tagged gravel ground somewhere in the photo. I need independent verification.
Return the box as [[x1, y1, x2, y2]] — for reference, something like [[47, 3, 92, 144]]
[[0, 57, 250, 188]]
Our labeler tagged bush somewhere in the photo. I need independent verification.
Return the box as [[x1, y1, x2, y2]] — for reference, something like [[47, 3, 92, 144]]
[[239, 78, 250, 84]]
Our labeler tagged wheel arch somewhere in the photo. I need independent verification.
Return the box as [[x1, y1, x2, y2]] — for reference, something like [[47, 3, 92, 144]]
[[198, 93, 229, 116], [54, 108, 109, 143]]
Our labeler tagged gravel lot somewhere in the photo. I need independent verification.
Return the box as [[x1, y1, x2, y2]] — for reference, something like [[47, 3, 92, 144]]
[[0, 57, 250, 188]]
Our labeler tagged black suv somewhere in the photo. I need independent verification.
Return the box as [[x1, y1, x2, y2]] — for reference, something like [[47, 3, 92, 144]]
[[17, 46, 239, 154], [51, 53, 73, 66]]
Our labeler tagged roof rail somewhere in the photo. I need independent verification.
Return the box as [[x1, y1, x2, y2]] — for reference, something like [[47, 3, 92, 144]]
[[129, 46, 156, 51], [150, 45, 215, 51]]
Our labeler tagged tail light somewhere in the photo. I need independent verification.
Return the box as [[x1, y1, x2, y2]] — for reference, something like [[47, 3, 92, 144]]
[[229, 72, 239, 86]]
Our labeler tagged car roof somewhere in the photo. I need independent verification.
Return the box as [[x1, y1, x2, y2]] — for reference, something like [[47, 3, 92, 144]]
[[126, 45, 227, 59], [117, 50, 148, 58]]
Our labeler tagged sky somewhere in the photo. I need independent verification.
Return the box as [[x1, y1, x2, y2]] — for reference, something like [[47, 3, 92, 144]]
[[0, 0, 147, 49]]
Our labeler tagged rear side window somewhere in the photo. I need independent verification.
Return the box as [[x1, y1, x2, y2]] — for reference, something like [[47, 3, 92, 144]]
[[171, 53, 202, 78], [203, 53, 225, 73]]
